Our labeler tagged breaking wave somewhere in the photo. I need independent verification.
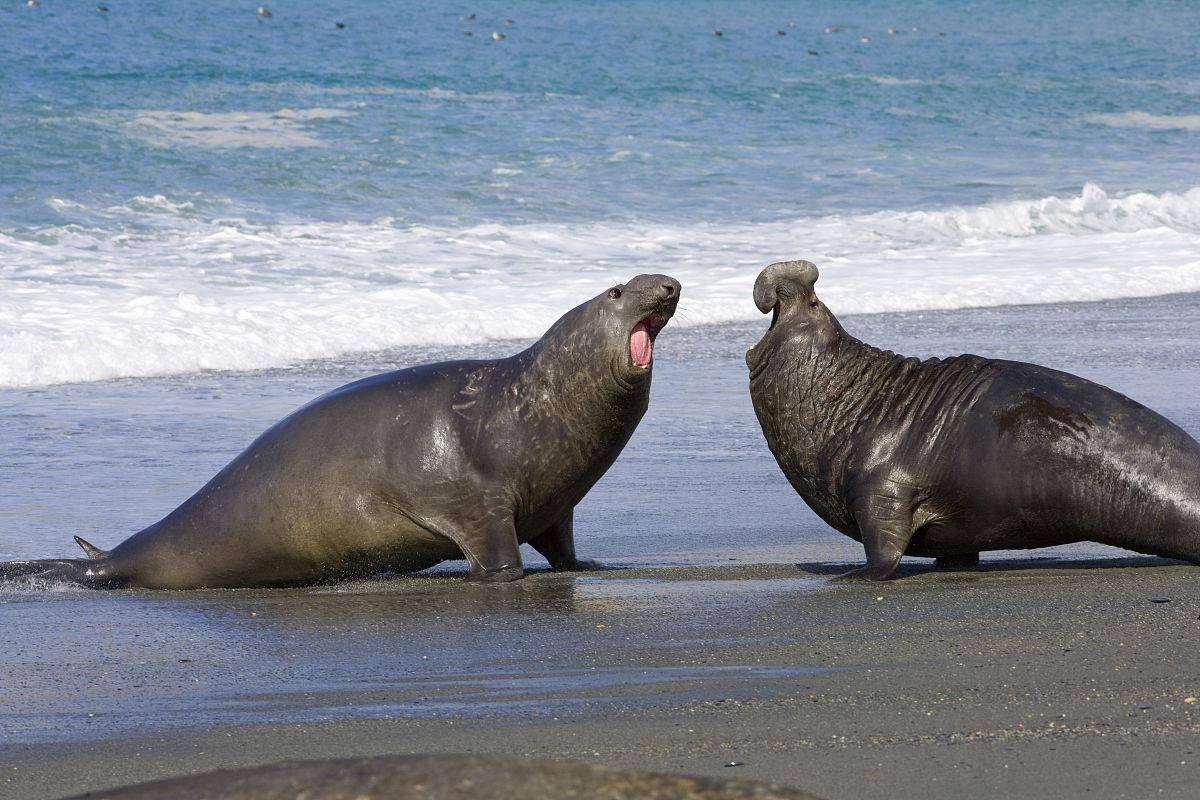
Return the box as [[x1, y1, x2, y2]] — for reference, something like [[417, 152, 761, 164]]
[[3, 183, 1200, 387]]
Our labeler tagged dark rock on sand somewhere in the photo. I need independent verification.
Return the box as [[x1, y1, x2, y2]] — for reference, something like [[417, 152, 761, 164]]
[[66, 754, 824, 799]]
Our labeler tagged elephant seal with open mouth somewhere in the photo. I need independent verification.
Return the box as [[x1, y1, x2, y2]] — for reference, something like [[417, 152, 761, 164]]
[[3, 274, 680, 588], [747, 259, 1200, 580]]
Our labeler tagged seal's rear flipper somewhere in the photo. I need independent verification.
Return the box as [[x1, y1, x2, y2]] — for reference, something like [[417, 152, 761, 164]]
[[74, 536, 107, 560], [0, 556, 123, 589], [0, 560, 51, 581]]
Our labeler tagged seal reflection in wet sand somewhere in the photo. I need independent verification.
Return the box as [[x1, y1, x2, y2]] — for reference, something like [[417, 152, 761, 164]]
[[65, 754, 825, 799], [2, 275, 680, 589], [747, 260, 1200, 580]]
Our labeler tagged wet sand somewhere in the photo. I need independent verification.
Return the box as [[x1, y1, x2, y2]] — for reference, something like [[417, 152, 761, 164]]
[[3, 559, 1199, 799], [4, 293, 1200, 798]]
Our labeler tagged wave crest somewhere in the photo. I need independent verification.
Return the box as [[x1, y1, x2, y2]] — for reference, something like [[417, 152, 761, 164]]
[[1082, 112, 1200, 131], [111, 108, 356, 149], [3, 184, 1200, 387]]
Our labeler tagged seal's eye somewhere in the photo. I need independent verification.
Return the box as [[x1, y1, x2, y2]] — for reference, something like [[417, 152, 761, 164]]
[[608, 287, 622, 299]]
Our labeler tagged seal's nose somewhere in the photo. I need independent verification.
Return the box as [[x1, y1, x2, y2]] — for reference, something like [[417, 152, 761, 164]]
[[624, 273, 681, 309]]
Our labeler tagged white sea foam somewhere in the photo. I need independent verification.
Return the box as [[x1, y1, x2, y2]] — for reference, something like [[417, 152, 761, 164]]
[[862, 75, 923, 86], [0, 576, 87, 596], [120, 108, 355, 148], [3, 183, 1200, 388], [1082, 112, 1200, 131], [607, 150, 653, 162], [243, 83, 536, 102], [885, 107, 941, 119]]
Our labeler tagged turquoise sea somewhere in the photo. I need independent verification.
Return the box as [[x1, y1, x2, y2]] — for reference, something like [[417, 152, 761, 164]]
[[2, 0, 1199, 385]]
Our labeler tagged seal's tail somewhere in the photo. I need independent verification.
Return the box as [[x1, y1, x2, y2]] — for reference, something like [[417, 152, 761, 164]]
[[0, 536, 123, 588]]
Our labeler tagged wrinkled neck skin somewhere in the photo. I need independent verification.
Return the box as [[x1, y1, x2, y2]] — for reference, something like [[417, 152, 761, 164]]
[[749, 312, 906, 530], [752, 311, 902, 434], [523, 305, 651, 424], [495, 304, 651, 527]]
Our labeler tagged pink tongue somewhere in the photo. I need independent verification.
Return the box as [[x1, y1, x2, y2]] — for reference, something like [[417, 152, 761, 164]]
[[630, 323, 652, 366]]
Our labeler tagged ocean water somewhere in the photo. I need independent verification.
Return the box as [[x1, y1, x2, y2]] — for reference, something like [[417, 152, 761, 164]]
[[2, 0, 1200, 386]]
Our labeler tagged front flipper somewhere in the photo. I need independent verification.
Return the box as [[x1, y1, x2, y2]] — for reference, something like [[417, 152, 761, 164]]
[[528, 510, 605, 572], [436, 506, 524, 583], [835, 484, 915, 582]]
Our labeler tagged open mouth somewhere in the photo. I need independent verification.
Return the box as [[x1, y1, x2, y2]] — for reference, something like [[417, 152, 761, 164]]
[[768, 301, 780, 331], [630, 313, 667, 368]]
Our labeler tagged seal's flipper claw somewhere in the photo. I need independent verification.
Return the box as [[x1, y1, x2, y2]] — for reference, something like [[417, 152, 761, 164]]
[[74, 536, 107, 560], [832, 565, 899, 582], [466, 564, 525, 583]]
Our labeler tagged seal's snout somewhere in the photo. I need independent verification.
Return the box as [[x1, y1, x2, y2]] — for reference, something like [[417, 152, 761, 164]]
[[753, 279, 779, 314], [657, 277, 681, 320], [754, 260, 820, 313], [748, 260, 821, 375], [624, 273, 681, 318]]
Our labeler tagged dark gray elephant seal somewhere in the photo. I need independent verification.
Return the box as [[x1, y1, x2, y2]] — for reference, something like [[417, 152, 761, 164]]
[[746, 259, 1200, 580], [3, 275, 680, 589], [66, 754, 823, 799]]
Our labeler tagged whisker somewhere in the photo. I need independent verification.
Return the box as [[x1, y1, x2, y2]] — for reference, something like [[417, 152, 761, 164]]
[[668, 311, 694, 327]]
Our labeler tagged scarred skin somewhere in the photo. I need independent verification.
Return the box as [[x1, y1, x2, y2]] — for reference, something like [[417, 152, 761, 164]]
[[3, 274, 680, 589], [746, 260, 1200, 580]]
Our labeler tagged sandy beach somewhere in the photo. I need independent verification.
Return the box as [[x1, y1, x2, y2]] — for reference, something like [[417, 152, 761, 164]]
[[4, 293, 1200, 799], [4, 558, 1198, 800]]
